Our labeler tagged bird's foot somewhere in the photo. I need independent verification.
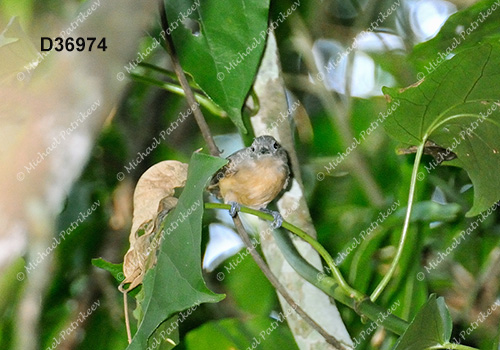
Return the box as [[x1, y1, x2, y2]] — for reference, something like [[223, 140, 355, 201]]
[[228, 201, 241, 218], [261, 208, 283, 229]]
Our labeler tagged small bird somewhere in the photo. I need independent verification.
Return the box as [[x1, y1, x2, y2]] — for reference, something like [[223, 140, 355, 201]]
[[208, 135, 291, 228]]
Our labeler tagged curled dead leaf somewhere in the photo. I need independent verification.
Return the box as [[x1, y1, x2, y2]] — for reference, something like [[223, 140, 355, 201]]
[[131, 160, 189, 235], [119, 160, 188, 293]]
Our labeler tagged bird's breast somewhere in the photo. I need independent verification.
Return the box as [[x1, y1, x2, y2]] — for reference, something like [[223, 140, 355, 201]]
[[218, 156, 288, 209]]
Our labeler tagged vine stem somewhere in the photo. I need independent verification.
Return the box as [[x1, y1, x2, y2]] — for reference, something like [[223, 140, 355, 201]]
[[205, 202, 363, 300], [231, 215, 349, 349], [370, 139, 426, 302], [205, 203, 415, 337], [130, 73, 226, 117], [429, 344, 479, 350]]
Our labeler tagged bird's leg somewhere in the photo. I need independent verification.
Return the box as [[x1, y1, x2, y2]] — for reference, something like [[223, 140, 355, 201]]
[[228, 201, 241, 218], [260, 208, 283, 229]]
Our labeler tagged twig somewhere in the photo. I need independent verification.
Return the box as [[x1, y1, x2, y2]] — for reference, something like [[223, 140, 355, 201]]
[[159, 1, 220, 157], [232, 215, 349, 350]]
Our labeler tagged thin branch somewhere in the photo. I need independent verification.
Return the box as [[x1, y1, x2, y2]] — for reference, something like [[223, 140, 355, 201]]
[[231, 215, 349, 350], [159, 1, 220, 157], [205, 202, 410, 335], [205, 202, 363, 300]]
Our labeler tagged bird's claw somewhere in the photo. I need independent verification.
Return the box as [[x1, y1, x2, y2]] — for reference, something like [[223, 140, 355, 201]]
[[261, 208, 283, 229], [228, 201, 241, 218]]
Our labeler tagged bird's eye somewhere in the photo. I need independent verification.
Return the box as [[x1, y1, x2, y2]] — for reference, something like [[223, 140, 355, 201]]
[[250, 146, 256, 152], [272, 142, 279, 150]]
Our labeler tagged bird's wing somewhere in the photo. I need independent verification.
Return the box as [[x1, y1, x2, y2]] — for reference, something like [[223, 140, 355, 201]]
[[206, 151, 243, 197]]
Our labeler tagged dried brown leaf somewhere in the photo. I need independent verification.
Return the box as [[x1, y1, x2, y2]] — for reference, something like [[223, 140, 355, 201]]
[[131, 160, 189, 235], [119, 160, 188, 293]]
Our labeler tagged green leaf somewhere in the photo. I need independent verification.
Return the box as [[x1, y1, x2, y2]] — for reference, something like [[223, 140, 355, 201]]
[[126, 153, 227, 350], [393, 294, 452, 350], [145, 316, 180, 350], [411, 0, 500, 73], [397, 262, 429, 321], [165, 0, 271, 133], [222, 250, 275, 315], [389, 201, 461, 224], [91, 258, 143, 298], [185, 317, 299, 350], [348, 201, 460, 293], [383, 42, 500, 216], [349, 226, 389, 293], [92, 258, 124, 283]]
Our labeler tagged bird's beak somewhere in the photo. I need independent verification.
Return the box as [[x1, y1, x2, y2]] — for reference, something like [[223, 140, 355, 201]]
[[259, 147, 271, 154]]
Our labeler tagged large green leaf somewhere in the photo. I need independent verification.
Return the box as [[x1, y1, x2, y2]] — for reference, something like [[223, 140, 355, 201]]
[[223, 251, 275, 316], [393, 294, 452, 350], [411, 0, 500, 73], [185, 317, 299, 350], [165, 0, 271, 133], [126, 153, 226, 350], [383, 42, 500, 216]]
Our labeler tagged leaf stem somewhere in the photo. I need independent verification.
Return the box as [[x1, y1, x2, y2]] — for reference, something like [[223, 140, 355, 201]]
[[138, 62, 188, 84], [123, 293, 132, 343], [204, 202, 363, 300], [370, 140, 426, 302], [130, 73, 226, 117], [427, 113, 484, 136]]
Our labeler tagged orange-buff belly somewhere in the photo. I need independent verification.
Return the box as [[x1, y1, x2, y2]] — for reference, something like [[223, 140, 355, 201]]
[[218, 156, 287, 209]]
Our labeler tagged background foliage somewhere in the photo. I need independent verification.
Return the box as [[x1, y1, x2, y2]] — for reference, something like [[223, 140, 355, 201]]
[[2, 0, 500, 349]]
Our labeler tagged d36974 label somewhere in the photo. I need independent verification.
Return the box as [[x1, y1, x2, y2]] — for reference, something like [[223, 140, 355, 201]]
[[41, 37, 107, 52]]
